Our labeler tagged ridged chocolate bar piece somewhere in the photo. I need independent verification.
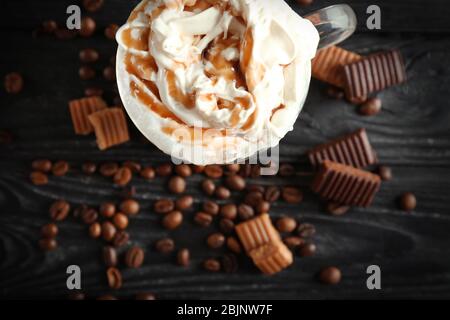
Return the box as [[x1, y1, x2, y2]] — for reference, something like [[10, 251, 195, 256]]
[[88, 108, 130, 150], [249, 242, 293, 275], [307, 128, 377, 168], [235, 213, 280, 253], [69, 96, 107, 135], [312, 46, 362, 88], [343, 50, 406, 100], [311, 160, 381, 207]]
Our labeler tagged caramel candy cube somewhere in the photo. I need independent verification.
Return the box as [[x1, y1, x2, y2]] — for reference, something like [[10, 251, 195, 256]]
[[235, 213, 280, 253], [249, 242, 293, 275], [69, 96, 107, 135], [88, 108, 130, 150]]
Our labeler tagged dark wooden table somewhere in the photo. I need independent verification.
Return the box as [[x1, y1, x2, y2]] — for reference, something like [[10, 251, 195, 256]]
[[1, 0, 450, 299]]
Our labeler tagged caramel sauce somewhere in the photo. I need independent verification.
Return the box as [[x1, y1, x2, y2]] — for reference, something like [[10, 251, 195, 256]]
[[166, 70, 196, 109], [241, 110, 257, 131], [121, 27, 150, 52], [185, 0, 213, 12], [270, 104, 285, 121], [125, 53, 158, 81]]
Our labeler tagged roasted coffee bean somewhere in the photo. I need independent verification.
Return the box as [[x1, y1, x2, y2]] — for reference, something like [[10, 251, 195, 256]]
[[245, 191, 263, 207], [99, 162, 119, 177], [84, 87, 103, 97], [250, 165, 261, 178], [168, 176, 186, 194], [30, 171, 48, 185], [359, 97, 382, 116], [120, 199, 140, 215], [203, 258, 221, 272], [41, 223, 58, 238], [55, 28, 77, 40], [219, 218, 235, 234], [154, 199, 175, 214], [264, 186, 280, 202], [42, 20, 58, 33], [326, 202, 350, 216], [125, 246, 145, 268], [81, 208, 98, 224], [276, 217, 297, 233], [222, 253, 238, 273], [82, 161, 97, 175], [79, 66, 96, 80], [201, 179, 216, 196], [100, 202, 116, 218], [156, 163, 172, 176], [112, 213, 129, 230], [79, 48, 99, 63], [225, 174, 246, 191], [49, 200, 70, 221], [4, 72, 23, 94], [135, 293, 156, 300], [204, 165, 223, 179], [106, 267, 122, 289], [73, 204, 87, 219], [247, 184, 265, 194], [113, 167, 132, 186], [105, 24, 119, 39], [207, 233, 225, 249], [238, 204, 254, 220], [79, 17, 96, 37], [226, 164, 240, 174], [39, 238, 57, 251], [52, 160, 69, 176], [192, 165, 205, 173], [220, 204, 237, 220], [175, 164, 192, 177], [155, 238, 175, 253], [175, 195, 193, 211], [283, 236, 305, 250], [32, 159, 52, 173], [318, 266, 342, 285], [177, 248, 190, 267], [215, 186, 231, 200], [226, 237, 242, 254], [203, 200, 219, 215], [119, 186, 136, 199], [102, 221, 117, 242], [96, 295, 117, 301], [67, 292, 85, 300], [103, 246, 118, 267], [299, 243, 316, 257], [140, 167, 155, 179], [297, 223, 316, 238], [194, 212, 213, 227], [89, 222, 102, 238], [112, 230, 130, 247], [326, 85, 345, 99], [83, 0, 104, 12], [162, 210, 183, 230], [400, 192, 417, 211], [279, 163, 295, 177], [121, 161, 141, 173], [239, 164, 251, 177], [103, 66, 115, 81], [281, 187, 303, 204], [378, 166, 392, 181], [255, 200, 270, 214]]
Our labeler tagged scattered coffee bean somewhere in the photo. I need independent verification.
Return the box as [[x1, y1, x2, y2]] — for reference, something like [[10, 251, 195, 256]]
[[79, 66, 96, 80], [359, 97, 382, 116], [79, 17, 96, 37], [203, 258, 221, 272], [135, 293, 156, 300], [207, 233, 225, 249], [96, 295, 117, 300], [255, 200, 270, 214], [220, 204, 237, 220], [41, 223, 58, 238], [81, 208, 98, 224], [245, 191, 263, 207], [84, 87, 103, 97], [378, 165, 392, 181], [79, 48, 99, 63], [177, 248, 190, 267], [194, 212, 213, 227], [83, 0, 104, 12], [400, 192, 417, 211], [225, 174, 246, 191], [276, 216, 297, 233], [175, 164, 192, 177], [239, 164, 251, 177], [113, 167, 132, 186], [325, 85, 344, 99], [32, 159, 52, 173], [168, 176, 186, 194], [112, 230, 130, 248], [67, 292, 85, 300], [155, 238, 175, 253], [203, 200, 219, 215], [238, 204, 254, 221], [204, 165, 223, 179], [4, 72, 23, 94], [99, 202, 116, 218], [49, 200, 70, 221], [326, 202, 350, 216], [175, 195, 193, 211], [99, 162, 119, 177], [283, 236, 305, 250], [299, 243, 317, 257], [119, 185, 137, 199], [42, 20, 58, 33], [112, 213, 129, 230], [30, 171, 48, 185], [55, 28, 77, 40], [82, 161, 97, 175], [162, 210, 183, 230], [192, 165, 205, 173], [264, 186, 280, 202], [125, 246, 145, 268], [215, 186, 231, 200], [154, 199, 175, 214], [89, 222, 102, 238], [140, 167, 155, 179], [219, 218, 235, 234], [39, 238, 57, 251], [121, 161, 141, 174], [250, 165, 261, 178], [73, 204, 87, 219], [279, 163, 295, 177], [106, 267, 122, 289], [120, 199, 140, 215], [226, 237, 242, 254], [52, 160, 69, 176], [247, 184, 265, 194], [226, 164, 240, 174], [103, 66, 115, 81], [102, 221, 117, 242], [318, 266, 342, 285], [297, 223, 316, 238], [105, 24, 119, 40], [156, 163, 173, 176], [222, 254, 238, 273], [282, 187, 303, 204], [103, 246, 117, 267], [201, 179, 216, 196]]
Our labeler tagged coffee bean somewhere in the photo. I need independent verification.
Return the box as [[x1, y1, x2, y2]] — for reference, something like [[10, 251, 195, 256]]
[[39, 238, 57, 251], [79, 48, 99, 63], [99, 162, 119, 177], [279, 163, 295, 177], [168, 176, 186, 194], [226, 164, 240, 174], [207, 232, 225, 249], [112, 213, 129, 230], [120, 199, 140, 215], [89, 222, 102, 238], [52, 160, 69, 176], [73, 204, 87, 219], [140, 167, 155, 179], [135, 293, 156, 300], [83, 0, 104, 12], [359, 98, 382, 116], [103, 246, 117, 267], [30, 171, 48, 185], [125, 246, 145, 268], [175, 195, 193, 211], [239, 164, 251, 177], [175, 164, 192, 177], [219, 218, 235, 234], [400, 192, 416, 211], [299, 243, 316, 257], [318, 266, 342, 285], [79, 17, 96, 37], [67, 292, 85, 300], [203, 200, 219, 215], [245, 191, 263, 207], [192, 165, 205, 173], [105, 24, 119, 40], [162, 210, 183, 230], [155, 238, 175, 253], [103, 66, 116, 81], [203, 258, 221, 272], [215, 186, 231, 200], [297, 223, 316, 238], [55, 28, 77, 40], [102, 221, 117, 242], [32, 159, 52, 173], [41, 223, 58, 238], [378, 166, 392, 181], [106, 267, 122, 289], [220, 204, 237, 220], [49, 200, 70, 221], [82, 161, 97, 175], [247, 184, 265, 194], [250, 165, 261, 178], [79, 66, 96, 80], [156, 163, 172, 176], [84, 87, 103, 97], [119, 186, 136, 199], [204, 165, 223, 179], [112, 230, 130, 248], [264, 186, 280, 202], [194, 212, 213, 227], [81, 208, 98, 224], [154, 199, 174, 214], [276, 216, 297, 233], [4, 72, 23, 94], [226, 237, 242, 254], [326, 202, 350, 216], [99, 202, 116, 218], [283, 236, 305, 250], [326, 85, 344, 99], [282, 187, 303, 204], [113, 167, 132, 186], [255, 200, 270, 214], [201, 179, 216, 196], [97, 295, 117, 300], [238, 204, 254, 221], [177, 248, 190, 267], [225, 174, 246, 191], [42, 20, 58, 33], [221, 254, 238, 273]]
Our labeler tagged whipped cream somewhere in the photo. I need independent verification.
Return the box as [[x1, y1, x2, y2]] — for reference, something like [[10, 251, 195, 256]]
[[116, 0, 319, 164]]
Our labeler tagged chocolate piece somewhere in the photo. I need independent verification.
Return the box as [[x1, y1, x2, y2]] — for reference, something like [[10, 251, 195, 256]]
[[307, 128, 377, 168], [311, 160, 381, 207], [343, 50, 406, 101], [312, 46, 362, 88], [88, 108, 130, 150], [235, 213, 280, 253], [249, 242, 293, 275], [69, 96, 107, 135]]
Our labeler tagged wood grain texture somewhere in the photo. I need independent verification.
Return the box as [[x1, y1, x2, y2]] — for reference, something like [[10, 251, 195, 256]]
[[1, 0, 450, 299]]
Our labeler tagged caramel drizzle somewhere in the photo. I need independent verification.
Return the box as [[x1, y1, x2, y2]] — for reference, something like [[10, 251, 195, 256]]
[[166, 70, 196, 109], [121, 27, 150, 52]]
